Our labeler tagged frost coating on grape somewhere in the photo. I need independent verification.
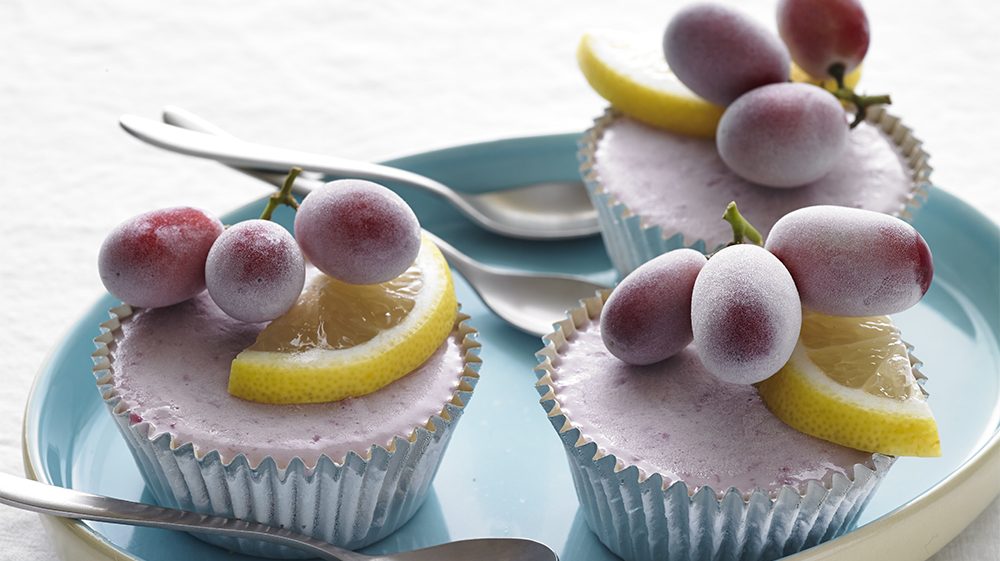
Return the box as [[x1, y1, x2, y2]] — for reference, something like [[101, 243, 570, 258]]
[[777, 0, 870, 80], [691, 244, 801, 384], [664, 3, 790, 106], [98, 207, 224, 308], [601, 249, 707, 365], [294, 180, 421, 285], [717, 83, 848, 188], [205, 220, 306, 323], [765, 206, 933, 316]]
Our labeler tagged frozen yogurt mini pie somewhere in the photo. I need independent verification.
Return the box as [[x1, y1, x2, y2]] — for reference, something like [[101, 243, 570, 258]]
[[93, 269, 478, 557], [92, 176, 478, 557], [535, 294, 897, 561]]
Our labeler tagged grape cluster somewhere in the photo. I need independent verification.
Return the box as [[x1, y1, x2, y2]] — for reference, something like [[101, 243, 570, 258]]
[[663, 0, 881, 188], [98, 173, 421, 322], [601, 204, 933, 385]]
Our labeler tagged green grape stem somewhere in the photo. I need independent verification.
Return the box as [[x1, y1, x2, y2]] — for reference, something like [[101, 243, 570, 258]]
[[260, 167, 302, 221], [722, 202, 763, 247], [827, 63, 892, 129]]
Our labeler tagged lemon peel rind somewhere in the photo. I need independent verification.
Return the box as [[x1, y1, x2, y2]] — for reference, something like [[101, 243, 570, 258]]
[[578, 31, 722, 138], [228, 236, 456, 404], [758, 345, 941, 458], [534, 291, 894, 560], [92, 303, 480, 553], [578, 106, 933, 276]]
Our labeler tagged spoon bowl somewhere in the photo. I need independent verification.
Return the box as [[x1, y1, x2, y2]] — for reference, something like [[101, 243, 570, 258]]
[[120, 111, 599, 240]]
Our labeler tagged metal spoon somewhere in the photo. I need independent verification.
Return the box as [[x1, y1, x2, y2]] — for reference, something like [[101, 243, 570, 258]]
[[0, 473, 556, 561], [162, 106, 610, 337], [119, 112, 598, 240]]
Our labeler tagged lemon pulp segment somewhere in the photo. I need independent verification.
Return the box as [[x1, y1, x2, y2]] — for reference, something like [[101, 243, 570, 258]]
[[249, 268, 422, 352], [758, 312, 940, 457], [229, 235, 457, 404]]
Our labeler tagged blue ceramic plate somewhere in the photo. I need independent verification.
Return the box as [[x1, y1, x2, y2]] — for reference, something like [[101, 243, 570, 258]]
[[22, 134, 1000, 560]]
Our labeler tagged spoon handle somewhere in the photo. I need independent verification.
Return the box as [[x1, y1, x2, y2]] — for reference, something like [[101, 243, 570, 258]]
[[119, 114, 471, 213], [0, 473, 360, 561]]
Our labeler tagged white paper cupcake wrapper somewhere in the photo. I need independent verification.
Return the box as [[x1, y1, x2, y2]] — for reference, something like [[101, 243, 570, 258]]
[[534, 293, 900, 561], [579, 106, 934, 275], [92, 304, 481, 558]]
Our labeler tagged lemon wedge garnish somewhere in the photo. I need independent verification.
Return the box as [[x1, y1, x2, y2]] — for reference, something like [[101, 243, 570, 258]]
[[578, 30, 863, 138], [229, 234, 456, 404], [757, 312, 940, 457]]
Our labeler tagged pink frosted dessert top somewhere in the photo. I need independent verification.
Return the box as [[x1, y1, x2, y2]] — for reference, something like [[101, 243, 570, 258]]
[[549, 317, 873, 494], [592, 115, 915, 250], [109, 291, 466, 468]]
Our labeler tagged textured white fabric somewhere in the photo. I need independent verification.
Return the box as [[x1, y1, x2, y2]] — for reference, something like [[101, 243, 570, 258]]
[[0, 0, 996, 559]]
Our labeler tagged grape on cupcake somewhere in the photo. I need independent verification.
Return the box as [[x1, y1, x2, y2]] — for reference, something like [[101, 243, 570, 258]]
[[663, 0, 891, 189], [600, 202, 934, 386], [663, 3, 790, 106], [98, 206, 224, 309], [97, 168, 425, 323]]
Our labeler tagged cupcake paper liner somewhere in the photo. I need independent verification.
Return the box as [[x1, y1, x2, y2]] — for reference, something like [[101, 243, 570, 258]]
[[534, 292, 899, 561], [92, 304, 481, 558], [578, 106, 934, 276]]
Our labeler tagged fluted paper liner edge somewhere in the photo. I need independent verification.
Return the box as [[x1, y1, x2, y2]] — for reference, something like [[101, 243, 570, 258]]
[[534, 293, 903, 561], [579, 106, 933, 275], [92, 304, 480, 557]]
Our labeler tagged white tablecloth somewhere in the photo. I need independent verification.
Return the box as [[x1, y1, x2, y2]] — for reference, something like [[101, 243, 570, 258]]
[[1, 1, 996, 559]]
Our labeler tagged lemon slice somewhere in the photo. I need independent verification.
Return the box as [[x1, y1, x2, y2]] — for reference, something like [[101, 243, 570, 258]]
[[578, 30, 863, 138], [757, 311, 940, 457], [229, 234, 457, 404]]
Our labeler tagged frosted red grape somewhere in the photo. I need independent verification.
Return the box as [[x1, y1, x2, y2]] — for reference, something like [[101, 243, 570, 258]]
[[691, 244, 801, 384], [765, 206, 933, 316], [664, 3, 790, 106], [601, 249, 707, 365], [98, 207, 224, 308], [294, 179, 421, 285], [777, 0, 870, 80], [205, 220, 305, 322], [717, 82, 848, 188]]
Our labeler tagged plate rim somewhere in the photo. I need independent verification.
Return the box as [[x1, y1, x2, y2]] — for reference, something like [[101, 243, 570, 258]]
[[20, 133, 1000, 561]]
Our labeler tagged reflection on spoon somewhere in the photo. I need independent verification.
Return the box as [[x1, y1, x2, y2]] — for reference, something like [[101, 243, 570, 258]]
[[161, 106, 611, 337], [120, 108, 599, 240]]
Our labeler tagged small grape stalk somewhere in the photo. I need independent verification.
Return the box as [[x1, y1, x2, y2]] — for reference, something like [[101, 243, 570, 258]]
[[691, 203, 801, 384], [777, 0, 890, 127]]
